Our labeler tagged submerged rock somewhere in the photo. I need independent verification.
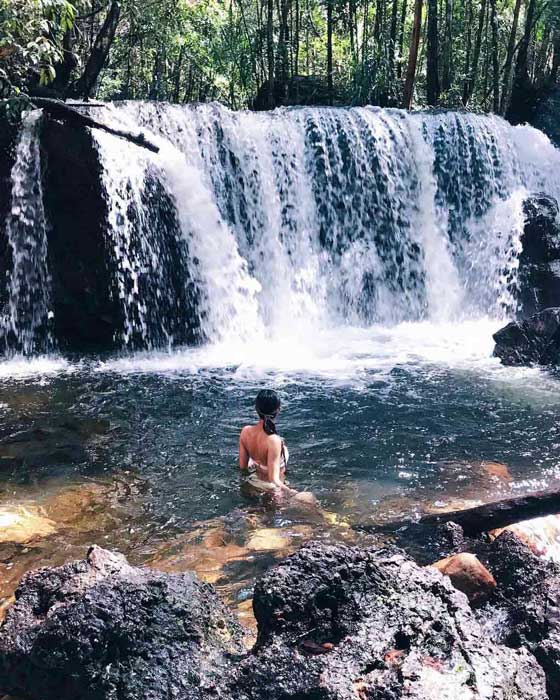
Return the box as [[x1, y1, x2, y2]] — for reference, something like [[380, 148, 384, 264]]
[[493, 307, 560, 366], [0, 545, 247, 700], [517, 194, 560, 318], [0, 506, 56, 544]]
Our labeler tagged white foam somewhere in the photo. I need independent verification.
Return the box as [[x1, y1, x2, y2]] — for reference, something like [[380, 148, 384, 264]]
[[0, 356, 72, 380], [94, 318, 557, 400]]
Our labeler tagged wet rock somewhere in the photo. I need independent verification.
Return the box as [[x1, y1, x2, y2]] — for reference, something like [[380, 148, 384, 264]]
[[487, 514, 560, 560], [478, 530, 560, 698], [0, 545, 247, 700], [517, 194, 560, 318], [431, 552, 496, 602], [0, 506, 56, 544], [233, 542, 546, 700], [532, 85, 560, 148], [41, 118, 124, 351], [493, 307, 560, 366]]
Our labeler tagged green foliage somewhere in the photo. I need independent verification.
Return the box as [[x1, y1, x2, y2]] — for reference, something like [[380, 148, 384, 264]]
[[0, 0, 77, 96], [1, 0, 559, 112]]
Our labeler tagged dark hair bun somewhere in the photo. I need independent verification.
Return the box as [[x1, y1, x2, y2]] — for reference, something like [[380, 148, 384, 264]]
[[255, 390, 281, 435]]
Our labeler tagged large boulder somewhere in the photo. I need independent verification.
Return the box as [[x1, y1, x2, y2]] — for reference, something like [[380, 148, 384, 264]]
[[493, 307, 560, 366], [232, 542, 546, 700], [0, 545, 247, 700], [517, 194, 560, 318], [1, 541, 556, 700], [477, 530, 560, 699]]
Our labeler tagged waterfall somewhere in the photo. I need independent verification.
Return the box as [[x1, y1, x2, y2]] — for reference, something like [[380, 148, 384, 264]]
[[3, 103, 560, 354], [2, 110, 52, 355]]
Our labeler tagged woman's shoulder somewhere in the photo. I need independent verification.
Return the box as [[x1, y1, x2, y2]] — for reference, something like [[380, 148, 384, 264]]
[[265, 432, 283, 448], [240, 425, 254, 439]]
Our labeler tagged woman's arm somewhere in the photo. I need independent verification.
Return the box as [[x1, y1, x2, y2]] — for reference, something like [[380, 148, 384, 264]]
[[268, 437, 296, 495], [239, 428, 250, 471]]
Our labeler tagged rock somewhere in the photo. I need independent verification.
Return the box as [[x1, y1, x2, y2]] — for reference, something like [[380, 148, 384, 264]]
[[41, 116, 200, 351], [0, 111, 19, 328], [233, 542, 546, 700], [493, 307, 560, 366], [478, 530, 560, 698], [431, 552, 496, 602], [0, 545, 248, 700], [41, 118, 123, 351], [1, 540, 557, 700], [487, 514, 560, 560], [0, 506, 57, 544], [480, 460, 512, 482], [517, 194, 560, 318], [246, 527, 293, 552], [0, 425, 88, 475], [532, 85, 560, 148]]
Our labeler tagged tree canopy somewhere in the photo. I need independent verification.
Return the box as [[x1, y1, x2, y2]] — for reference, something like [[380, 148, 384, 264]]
[[1, 0, 559, 118]]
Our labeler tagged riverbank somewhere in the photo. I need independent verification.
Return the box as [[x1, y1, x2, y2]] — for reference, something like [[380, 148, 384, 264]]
[[1, 521, 559, 699]]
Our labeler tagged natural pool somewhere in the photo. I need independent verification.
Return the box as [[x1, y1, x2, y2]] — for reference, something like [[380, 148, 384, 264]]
[[1, 319, 559, 627]]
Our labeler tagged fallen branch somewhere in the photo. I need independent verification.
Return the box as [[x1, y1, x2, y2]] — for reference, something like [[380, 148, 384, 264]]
[[354, 487, 560, 537], [30, 97, 159, 153]]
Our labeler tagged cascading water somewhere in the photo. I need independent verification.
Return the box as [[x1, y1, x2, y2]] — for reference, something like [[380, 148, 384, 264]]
[[1, 110, 52, 355], [3, 103, 560, 354], [90, 103, 560, 350]]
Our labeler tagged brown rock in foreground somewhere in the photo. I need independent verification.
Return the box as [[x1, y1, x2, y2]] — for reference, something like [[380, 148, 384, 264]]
[[431, 552, 497, 602]]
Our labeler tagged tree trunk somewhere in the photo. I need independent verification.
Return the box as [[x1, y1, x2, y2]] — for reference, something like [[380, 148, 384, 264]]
[[71, 0, 121, 99], [276, 0, 292, 103], [356, 487, 560, 537], [463, 0, 487, 106], [397, 0, 408, 78], [507, 0, 538, 123], [388, 0, 399, 89], [403, 0, 423, 109], [441, 0, 453, 93], [490, 0, 499, 112], [500, 0, 523, 114], [29, 97, 159, 152], [426, 0, 439, 105], [462, 0, 473, 104], [267, 0, 275, 108], [327, 0, 334, 105], [552, 28, 560, 85]]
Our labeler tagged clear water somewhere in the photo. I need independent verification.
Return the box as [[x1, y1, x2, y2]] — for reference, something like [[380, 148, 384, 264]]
[[2, 104, 560, 623]]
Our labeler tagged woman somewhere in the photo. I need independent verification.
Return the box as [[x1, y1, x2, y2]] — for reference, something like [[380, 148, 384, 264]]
[[238, 389, 296, 498]]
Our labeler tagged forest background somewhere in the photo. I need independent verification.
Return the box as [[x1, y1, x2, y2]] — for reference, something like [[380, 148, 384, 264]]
[[1, 0, 559, 123]]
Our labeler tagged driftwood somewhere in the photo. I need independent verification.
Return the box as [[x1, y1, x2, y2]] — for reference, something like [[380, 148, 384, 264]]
[[355, 487, 560, 537], [30, 97, 159, 153]]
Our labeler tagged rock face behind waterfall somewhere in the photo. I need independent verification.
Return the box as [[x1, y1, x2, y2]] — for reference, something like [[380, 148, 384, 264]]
[[0, 542, 552, 700], [532, 85, 560, 148], [0, 545, 247, 700], [493, 308, 560, 366], [517, 194, 560, 318]]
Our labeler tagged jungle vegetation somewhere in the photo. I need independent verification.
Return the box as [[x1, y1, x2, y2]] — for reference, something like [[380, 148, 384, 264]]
[[1, 0, 559, 120]]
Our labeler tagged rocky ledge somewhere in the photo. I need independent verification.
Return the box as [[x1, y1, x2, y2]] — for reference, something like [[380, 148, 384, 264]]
[[493, 307, 560, 366], [1, 534, 559, 699]]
